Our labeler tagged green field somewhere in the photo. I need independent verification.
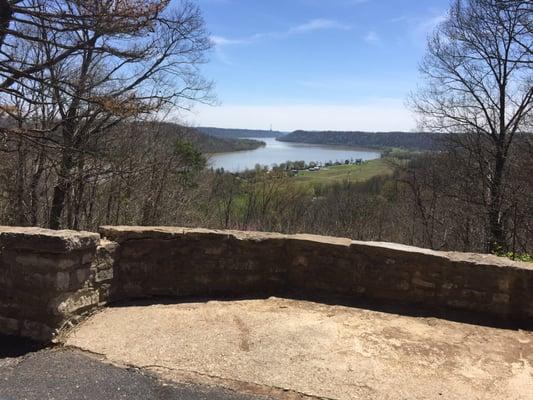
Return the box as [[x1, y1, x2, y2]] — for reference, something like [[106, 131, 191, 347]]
[[292, 158, 394, 186]]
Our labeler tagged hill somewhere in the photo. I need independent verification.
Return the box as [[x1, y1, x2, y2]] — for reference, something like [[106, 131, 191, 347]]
[[278, 130, 441, 150], [198, 127, 286, 139], [140, 123, 265, 153]]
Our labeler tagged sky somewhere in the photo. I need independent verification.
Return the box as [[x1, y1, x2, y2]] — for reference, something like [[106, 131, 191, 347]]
[[183, 0, 451, 132]]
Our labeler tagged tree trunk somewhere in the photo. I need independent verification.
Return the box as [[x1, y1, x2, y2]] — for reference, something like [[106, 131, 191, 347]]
[[487, 150, 506, 253], [14, 138, 27, 225], [0, 0, 12, 49], [29, 152, 44, 226], [49, 149, 74, 230]]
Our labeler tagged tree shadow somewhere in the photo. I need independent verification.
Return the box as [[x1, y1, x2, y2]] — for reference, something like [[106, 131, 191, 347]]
[[106, 292, 533, 332]]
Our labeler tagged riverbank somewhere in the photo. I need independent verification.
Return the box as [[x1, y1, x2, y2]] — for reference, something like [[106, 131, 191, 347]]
[[208, 137, 381, 172], [292, 158, 394, 186]]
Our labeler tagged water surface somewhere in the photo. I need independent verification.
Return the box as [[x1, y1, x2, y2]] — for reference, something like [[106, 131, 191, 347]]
[[209, 138, 381, 172]]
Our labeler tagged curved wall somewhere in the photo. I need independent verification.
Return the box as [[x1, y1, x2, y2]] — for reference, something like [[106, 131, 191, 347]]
[[1, 225, 532, 341]]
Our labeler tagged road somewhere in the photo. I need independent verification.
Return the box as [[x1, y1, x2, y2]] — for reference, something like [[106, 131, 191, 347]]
[[0, 340, 271, 400]]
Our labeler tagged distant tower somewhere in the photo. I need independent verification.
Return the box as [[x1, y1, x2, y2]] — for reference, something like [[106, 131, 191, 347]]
[[270, 124, 273, 133]]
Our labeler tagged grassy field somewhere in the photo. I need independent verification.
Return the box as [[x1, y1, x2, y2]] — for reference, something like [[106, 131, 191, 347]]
[[292, 158, 394, 186]]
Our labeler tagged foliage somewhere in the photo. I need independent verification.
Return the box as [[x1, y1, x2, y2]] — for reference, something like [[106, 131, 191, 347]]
[[175, 140, 206, 172], [497, 252, 533, 263]]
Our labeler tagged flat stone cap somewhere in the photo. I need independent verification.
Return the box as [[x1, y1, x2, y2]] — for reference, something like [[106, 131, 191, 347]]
[[99, 226, 289, 243], [99, 226, 351, 246], [0, 227, 100, 253], [98, 226, 532, 271]]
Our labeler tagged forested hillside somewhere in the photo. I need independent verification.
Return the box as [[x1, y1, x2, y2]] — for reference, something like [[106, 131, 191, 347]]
[[150, 123, 265, 153], [279, 131, 441, 150], [198, 127, 286, 139]]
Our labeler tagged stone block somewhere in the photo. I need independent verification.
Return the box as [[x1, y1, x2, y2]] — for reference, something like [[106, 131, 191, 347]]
[[462, 289, 489, 303], [98, 284, 111, 304], [95, 268, 113, 283], [55, 271, 70, 290], [394, 280, 410, 291], [14, 253, 78, 271], [442, 282, 458, 291], [50, 289, 99, 317], [75, 268, 91, 285], [526, 302, 533, 317], [492, 293, 510, 305], [81, 251, 94, 265], [0, 316, 19, 335], [498, 277, 512, 292], [0, 227, 100, 253], [412, 278, 436, 289]]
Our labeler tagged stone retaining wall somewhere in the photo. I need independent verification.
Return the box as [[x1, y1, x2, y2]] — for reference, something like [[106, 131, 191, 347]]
[[0, 228, 101, 340], [1, 226, 532, 341]]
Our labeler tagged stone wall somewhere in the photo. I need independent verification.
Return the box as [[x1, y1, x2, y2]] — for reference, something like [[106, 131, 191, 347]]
[[101, 227, 533, 322], [1, 226, 532, 341], [0, 228, 101, 340]]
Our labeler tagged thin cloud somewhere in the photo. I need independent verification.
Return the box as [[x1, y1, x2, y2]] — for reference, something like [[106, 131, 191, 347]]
[[211, 18, 352, 48], [389, 12, 448, 35], [364, 31, 379, 44], [289, 19, 352, 34], [211, 36, 250, 46], [301, 0, 369, 6], [388, 11, 448, 45], [417, 14, 447, 34]]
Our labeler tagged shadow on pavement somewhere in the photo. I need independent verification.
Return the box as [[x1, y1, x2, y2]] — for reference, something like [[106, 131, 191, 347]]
[[0, 334, 46, 358]]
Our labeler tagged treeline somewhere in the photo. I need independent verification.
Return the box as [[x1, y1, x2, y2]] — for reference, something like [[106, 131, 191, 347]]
[[279, 131, 441, 150], [152, 123, 265, 153], [198, 127, 286, 139]]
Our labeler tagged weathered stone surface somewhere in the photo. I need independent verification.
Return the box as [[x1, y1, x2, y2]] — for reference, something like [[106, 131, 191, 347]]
[[55, 271, 70, 291], [0, 229, 101, 341], [0, 227, 100, 253], [0, 316, 19, 335], [50, 289, 100, 318], [14, 253, 79, 270], [95, 268, 113, 283]]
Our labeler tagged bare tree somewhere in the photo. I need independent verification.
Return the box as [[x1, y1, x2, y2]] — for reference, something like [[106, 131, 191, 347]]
[[411, 0, 533, 252], [0, 0, 212, 229]]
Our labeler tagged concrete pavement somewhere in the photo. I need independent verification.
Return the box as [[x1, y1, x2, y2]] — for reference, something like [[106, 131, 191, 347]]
[[65, 298, 533, 400]]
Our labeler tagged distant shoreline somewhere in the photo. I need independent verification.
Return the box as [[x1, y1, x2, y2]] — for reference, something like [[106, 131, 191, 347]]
[[278, 130, 439, 151], [206, 138, 266, 155]]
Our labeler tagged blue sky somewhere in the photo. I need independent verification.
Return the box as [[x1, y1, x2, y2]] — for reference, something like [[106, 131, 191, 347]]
[[185, 0, 451, 131]]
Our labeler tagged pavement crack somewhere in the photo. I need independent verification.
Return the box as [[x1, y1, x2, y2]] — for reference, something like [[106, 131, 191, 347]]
[[138, 363, 338, 400]]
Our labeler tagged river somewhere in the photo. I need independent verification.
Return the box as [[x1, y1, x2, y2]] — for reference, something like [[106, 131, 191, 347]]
[[208, 138, 382, 172]]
